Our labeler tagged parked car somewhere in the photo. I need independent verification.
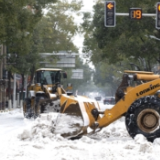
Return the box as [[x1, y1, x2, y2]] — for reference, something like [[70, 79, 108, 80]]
[[95, 96, 102, 101], [103, 96, 115, 104]]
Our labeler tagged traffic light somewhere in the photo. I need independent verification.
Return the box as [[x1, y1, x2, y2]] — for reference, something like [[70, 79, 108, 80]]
[[104, 1, 116, 27], [156, 2, 160, 29]]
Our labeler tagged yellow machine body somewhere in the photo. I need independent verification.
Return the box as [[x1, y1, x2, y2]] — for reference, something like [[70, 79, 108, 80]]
[[23, 68, 68, 117], [58, 70, 160, 141]]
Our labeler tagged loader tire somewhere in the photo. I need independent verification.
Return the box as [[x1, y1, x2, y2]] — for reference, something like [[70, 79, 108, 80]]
[[35, 96, 45, 116], [125, 96, 160, 142], [23, 98, 35, 119]]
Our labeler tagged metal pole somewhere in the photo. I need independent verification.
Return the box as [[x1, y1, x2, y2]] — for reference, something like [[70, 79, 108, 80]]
[[116, 13, 129, 16], [116, 13, 156, 17], [142, 13, 156, 17], [13, 73, 16, 108]]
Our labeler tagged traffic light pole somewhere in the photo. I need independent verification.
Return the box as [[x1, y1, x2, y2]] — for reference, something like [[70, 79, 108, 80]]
[[116, 13, 156, 17], [105, 1, 159, 28]]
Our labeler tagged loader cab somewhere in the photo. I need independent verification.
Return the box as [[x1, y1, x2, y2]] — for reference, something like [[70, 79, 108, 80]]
[[34, 68, 65, 85]]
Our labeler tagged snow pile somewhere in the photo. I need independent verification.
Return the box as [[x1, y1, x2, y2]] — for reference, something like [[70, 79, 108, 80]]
[[1, 108, 160, 160], [18, 113, 58, 141], [154, 138, 160, 145], [134, 134, 153, 153], [18, 112, 84, 141], [91, 117, 128, 140], [18, 113, 127, 143]]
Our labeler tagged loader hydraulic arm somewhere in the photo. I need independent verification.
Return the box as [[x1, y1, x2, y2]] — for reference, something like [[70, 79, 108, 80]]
[[96, 78, 160, 129]]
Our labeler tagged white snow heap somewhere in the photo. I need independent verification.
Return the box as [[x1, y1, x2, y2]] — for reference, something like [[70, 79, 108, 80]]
[[18, 112, 84, 141], [134, 134, 153, 153], [1, 108, 160, 160], [18, 113, 58, 141]]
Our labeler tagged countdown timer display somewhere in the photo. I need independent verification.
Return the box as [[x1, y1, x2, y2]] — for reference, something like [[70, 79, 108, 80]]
[[129, 8, 142, 20]]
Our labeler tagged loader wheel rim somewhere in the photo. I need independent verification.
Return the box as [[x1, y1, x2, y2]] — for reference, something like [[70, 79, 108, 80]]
[[137, 109, 160, 133]]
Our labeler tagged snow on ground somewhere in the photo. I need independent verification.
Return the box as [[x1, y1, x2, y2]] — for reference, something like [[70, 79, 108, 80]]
[[0, 106, 160, 160]]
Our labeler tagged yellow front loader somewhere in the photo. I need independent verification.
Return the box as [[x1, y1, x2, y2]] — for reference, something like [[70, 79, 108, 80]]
[[57, 70, 160, 142], [23, 68, 69, 118]]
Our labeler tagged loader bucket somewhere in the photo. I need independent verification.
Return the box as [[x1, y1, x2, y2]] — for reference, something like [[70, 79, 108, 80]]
[[53, 94, 101, 139]]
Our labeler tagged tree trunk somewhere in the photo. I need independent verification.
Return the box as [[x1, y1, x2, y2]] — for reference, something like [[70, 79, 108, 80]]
[[20, 73, 25, 101], [30, 65, 35, 84], [7, 71, 12, 109], [20, 73, 25, 108], [26, 65, 35, 98]]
